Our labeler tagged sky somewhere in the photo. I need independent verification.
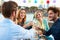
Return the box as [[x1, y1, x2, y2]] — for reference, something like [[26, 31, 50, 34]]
[[2, 0, 60, 7]]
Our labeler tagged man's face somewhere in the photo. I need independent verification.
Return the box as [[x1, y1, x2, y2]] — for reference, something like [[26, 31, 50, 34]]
[[48, 10, 56, 21]]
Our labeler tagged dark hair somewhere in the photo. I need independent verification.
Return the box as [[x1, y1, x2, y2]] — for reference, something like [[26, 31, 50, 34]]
[[47, 7, 60, 16], [2, 1, 18, 18], [20, 9, 26, 11], [36, 27, 46, 34]]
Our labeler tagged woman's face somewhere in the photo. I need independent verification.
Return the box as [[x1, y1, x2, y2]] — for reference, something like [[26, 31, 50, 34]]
[[20, 10, 26, 19], [36, 12, 42, 20]]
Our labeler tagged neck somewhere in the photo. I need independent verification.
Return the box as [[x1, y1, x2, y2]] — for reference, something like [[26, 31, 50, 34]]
[[18, 18, 23, 22], [10, 16, 14, 21], [54, 17, 59, 22]]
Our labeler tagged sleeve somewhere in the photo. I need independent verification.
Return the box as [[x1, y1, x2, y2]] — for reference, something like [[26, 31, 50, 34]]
[[44, 27, 53, 36], [17, 25, 36, 39], [43, 19, 50, 31]]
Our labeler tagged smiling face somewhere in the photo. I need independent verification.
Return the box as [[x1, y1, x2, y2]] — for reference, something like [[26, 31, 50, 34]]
[[36, 12, 43, 20], [20, 10, 26, 19], [36, 13, 42, 19], [48, 10, 58, 21], [48, 10, 55, 21], [47, 7, 59, 21]]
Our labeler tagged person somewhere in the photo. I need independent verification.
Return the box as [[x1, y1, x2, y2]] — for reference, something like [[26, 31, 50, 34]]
[[42, 7, 60, 40], [16, 9, 33, 29], [17, 9, 26, 26], [33, 10, 49, 31], [33, 10, 53, 40], [0, 1, 36, 40]]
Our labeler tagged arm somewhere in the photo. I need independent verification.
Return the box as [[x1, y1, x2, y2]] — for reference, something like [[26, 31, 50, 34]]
[[44, 27, 53, 36], [23, 21, 34, 28], [16, 25, 35, 39]]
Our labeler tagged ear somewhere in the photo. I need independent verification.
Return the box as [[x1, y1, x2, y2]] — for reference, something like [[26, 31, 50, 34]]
[[12, 11, 16, 17], [56, 12, 59, 17]]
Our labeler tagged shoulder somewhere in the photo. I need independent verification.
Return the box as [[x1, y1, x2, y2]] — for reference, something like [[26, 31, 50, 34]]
[[55, 18, 60, 24], [43, 18, 48, 21], [58, 18, 60, 22], [43, 18, 48, 24], [33, 19, 38, 23], [12, 23, 22, 29]]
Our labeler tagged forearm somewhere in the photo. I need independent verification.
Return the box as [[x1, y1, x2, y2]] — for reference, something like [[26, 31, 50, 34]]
[[43, 29, 52, 36], [19, 27, 35, 39], [23, 23, 32, 28]]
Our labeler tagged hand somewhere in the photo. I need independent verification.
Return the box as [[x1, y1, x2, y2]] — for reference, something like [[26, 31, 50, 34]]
[[36, 30, 43, 35], [33, 27, 44, 35], [28, 21, 34, 26], [32, 24, 40, 30], [23, 21, 34, 28]]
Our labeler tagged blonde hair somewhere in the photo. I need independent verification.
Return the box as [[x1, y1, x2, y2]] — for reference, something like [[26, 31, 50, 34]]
[[34, 10, 43, 19]]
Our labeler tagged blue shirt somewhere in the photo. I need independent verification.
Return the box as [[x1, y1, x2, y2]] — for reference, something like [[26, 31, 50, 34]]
[[0, 13, 4, 20], [45, 18, 60, 40], [0, 18, 35, 40]]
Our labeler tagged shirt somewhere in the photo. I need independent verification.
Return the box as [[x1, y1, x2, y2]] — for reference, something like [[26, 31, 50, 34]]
[[0, 18, 35, 40], [0, 13, 4, 20], [45, 18, 60, 40]]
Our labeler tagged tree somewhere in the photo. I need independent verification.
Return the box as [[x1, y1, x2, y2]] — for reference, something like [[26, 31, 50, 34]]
[[30, 6, 38, 13]]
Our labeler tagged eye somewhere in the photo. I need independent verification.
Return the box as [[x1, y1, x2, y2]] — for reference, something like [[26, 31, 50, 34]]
[[39, 14, 40, 15]]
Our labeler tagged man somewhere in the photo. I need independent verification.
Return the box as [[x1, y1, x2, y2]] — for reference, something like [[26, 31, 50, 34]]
[[44, 7, 60, 40], [0, 1, 35, 40]]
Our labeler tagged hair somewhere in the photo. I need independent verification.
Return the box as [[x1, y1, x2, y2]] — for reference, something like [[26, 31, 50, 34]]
[[36, 27, 47, 40], [36, 27, 46, 34], [2, 1, 18, 18], [17, 9, 26, 26], [34, 10, 43, 19], [47, 7, 60, 16]]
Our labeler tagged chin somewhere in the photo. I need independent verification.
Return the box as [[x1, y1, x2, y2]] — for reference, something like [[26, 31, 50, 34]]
[[50, 20, 53, 21], [21, 17, 24, 18], [49, 18, 53, 21], [22, 17, 24, 18], [49, 19, 53, 21]]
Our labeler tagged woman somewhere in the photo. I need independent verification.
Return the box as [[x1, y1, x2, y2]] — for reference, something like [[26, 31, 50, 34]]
[[16, 9, 33, 29], [33, 10, 49, 31], [33, 10, 54, 40]]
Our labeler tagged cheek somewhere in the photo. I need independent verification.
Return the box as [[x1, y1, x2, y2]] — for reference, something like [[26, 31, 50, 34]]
[[48, 14, 54, 18], [20, 14, 26, 18], [24, 14, 26, 16], [20, 14, 21, 17], [20, 14, 23, 16]]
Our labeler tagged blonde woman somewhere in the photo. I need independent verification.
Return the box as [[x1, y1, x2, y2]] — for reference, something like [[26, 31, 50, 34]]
[[33, 10, 49, 31]]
